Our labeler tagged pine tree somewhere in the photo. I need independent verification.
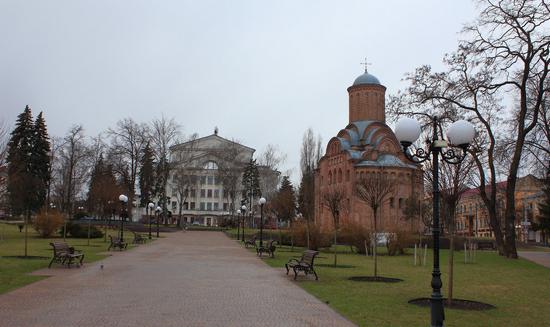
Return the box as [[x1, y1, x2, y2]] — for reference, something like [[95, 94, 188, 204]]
[[139, 142, 155, 207], [31, 111, 51, 209], [7, 106, 35, 215], [241, 159, 261, 203], [272, 176, 295, 224]]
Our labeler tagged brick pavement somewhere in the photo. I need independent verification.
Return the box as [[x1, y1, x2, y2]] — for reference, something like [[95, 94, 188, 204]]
[[0, 231, 356, 327], [518, 251, 550, 268]]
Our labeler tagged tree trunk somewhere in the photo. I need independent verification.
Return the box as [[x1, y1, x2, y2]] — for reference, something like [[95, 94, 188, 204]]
[[24, 209, 30, 258], [374, 210, 378, 278], [306, 217, 311, 250], [333, 229, 338, 266], [447, 233, 454, 305]]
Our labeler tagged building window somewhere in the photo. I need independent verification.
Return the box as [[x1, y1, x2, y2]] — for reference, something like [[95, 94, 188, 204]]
[[200, 189, 206, 198], [190, 202, 195, 210], [207, 189, 213, 198], [200, 176, 207, 184], [190, 189, 196, 198], [214, 189, 219, 198], [183, 202, 189, 210], [213, 202, 219, 211], [207, 202, 212, 211], [208, 176, 214, 185], [172, 201, 177, 210], [200, 202, 205, 210], [223, 203, 228, 211]]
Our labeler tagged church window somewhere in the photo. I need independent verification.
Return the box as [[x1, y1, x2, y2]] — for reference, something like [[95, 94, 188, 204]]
[[390, 197, 395, 208], [398, 198, 403, 209], [338, 169, 342, 183], [328, 171, 333, 185], [204, 161, 218, 170], [346, 170, 350, 181]]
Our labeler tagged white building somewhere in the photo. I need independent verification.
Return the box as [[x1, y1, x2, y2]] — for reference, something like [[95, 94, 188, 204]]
[[166, 130, 255, 227]]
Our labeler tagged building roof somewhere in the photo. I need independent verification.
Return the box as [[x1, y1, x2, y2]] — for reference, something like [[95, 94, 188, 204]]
[[353, 71, 381, 86], [355, 154, 417, 169]]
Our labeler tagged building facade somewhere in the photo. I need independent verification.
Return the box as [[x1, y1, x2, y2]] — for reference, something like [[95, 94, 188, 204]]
[[454, 174, 545, 242], [166, 130, 255, 227], [314, 70, 423, 232]]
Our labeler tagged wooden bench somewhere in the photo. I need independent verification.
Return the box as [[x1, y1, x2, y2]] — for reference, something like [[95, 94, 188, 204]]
[[285, 250, 319, 280], [476, 240, 495, 250], [108, 235, 128, 251], [244, 235, 257, 248], [256, 240, 277, 258], [49, 242, 84, 268], [132, 231, 147, 244]]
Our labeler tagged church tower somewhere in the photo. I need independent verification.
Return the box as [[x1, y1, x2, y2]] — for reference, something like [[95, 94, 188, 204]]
[[347, 69, 386, 123]]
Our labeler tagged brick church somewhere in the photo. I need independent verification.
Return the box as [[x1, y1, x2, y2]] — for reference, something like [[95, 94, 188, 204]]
[[314, 68, 423, 232]]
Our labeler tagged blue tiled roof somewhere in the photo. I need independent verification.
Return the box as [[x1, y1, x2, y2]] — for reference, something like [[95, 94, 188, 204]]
[[353, 72, 381, 86], [355, 154, 416, 169]]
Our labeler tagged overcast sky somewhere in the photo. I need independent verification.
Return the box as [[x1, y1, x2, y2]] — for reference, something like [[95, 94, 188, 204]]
[[0, 0, 477, 184]]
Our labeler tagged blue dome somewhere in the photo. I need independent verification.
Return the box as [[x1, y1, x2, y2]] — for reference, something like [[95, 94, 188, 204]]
[[353, 71, 381, 86]]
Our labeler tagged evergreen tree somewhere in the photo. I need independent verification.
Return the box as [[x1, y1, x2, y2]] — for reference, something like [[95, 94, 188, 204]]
[[534, 171, 550, 245], [139, 142, 155, 207], [6, 105, 35, 216], [271, 176, 295, 225], [241, 159, 261, 204], [31, 111, 51, 208]]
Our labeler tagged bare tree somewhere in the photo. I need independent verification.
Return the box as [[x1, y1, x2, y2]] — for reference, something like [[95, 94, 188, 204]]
[[322, 187, 346, 266], [107, 118, 149, 205], [151, 116, 181, 224], [58, 125, 89, 216], [257, 144, 286, 201], [0, 119, 9, 212], [214, 139, 248, 228], [388, 0, 550, 258], [172, 134, 198, 225], [298, 128, 323, 248], [355, 172, 395, 277]]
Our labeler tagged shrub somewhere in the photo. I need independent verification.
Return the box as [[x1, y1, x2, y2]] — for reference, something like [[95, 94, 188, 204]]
[[386, 230, 415, 256], [339, 221, 372, 255], [291, 220, 332, 250], [60, 222, 103, 238], [33, 209, 64, 237]]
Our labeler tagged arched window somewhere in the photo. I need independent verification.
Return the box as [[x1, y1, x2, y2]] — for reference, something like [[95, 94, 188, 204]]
[[203, 161, 218, 170], [328, 171, 333, 185], [338, 169, 343, 183]]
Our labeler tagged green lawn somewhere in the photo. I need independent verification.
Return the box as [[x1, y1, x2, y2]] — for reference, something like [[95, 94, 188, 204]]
[[0, 222, 149, 294], [229, 231, 550, 327]]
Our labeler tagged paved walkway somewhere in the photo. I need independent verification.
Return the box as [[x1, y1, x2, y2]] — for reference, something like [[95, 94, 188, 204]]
[[0, 232, 355, 327], [518, 251, 550, 268]]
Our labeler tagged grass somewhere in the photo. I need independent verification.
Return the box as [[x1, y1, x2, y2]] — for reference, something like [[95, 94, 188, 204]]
[[0, 222, 150, 294], [227, 231, 550, 327]]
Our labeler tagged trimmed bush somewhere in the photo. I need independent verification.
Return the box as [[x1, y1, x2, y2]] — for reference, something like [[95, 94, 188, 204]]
[[291, 221, 332, 250], [60, 222, 103, 238]]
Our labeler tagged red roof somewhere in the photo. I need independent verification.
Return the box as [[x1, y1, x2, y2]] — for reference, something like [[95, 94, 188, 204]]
[[462, 180, 507, 197]]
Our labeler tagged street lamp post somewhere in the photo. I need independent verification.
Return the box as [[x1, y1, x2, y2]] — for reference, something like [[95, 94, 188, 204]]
[[236, 209, 241, 241], [147, 202, 155, 239], [259, 197, 266, 247], [394, 116, 475, 327], [241, 205, 247, 242], [118, 194, 128, 242], [155, 206, 161, 238]]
